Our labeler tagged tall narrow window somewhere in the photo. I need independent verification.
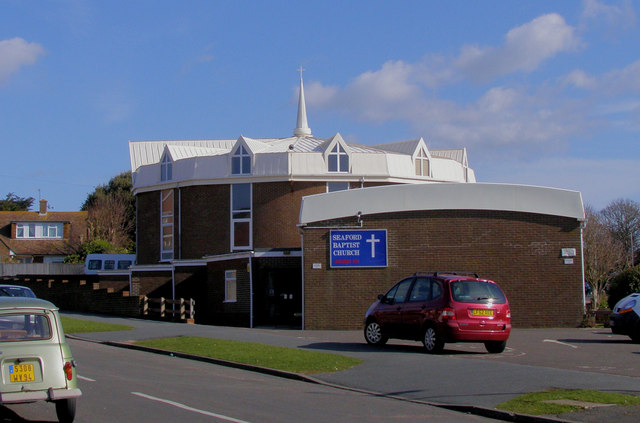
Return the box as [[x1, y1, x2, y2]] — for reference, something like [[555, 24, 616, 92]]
[[231, 145, 251, 175], [161, 154, 172, 181], [231, 184, 252, 250], [161, 189, 174, 261], [415, 148, 430, 176], [225, 270, 237, 302], [328, 143, 349, 172]]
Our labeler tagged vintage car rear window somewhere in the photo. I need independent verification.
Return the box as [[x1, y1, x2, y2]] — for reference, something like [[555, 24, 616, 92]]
[[450, 280, 507, 304], [0, 313, 52, 341]]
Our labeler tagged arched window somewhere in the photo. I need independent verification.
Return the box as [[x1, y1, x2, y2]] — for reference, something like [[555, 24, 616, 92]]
[[415, 148, 429, 177], [232, 145, 251, 175], [328, 143, 349, 172]]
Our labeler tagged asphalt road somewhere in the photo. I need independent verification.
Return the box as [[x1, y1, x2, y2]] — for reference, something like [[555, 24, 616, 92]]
[[30, 312, 640, 422], [2, 339, 496, 423]]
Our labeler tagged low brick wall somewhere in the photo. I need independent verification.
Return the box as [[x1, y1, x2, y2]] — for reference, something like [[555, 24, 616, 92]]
[[1, 274, 143, 318]]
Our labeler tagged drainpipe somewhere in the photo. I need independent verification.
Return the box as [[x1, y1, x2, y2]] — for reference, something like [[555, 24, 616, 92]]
[[580, 219, 586, 312], [249, 252, 254, 328]]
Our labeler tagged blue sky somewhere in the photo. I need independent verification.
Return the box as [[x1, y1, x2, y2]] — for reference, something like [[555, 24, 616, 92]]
[[1, 0, 639, 211]]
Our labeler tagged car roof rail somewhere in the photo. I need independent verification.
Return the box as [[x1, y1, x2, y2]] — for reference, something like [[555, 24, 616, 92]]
[[413, 271, 480, 278]]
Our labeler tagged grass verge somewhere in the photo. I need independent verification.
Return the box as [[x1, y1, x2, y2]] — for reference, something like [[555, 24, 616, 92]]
[[496, 389, 640, 415], [135, 336, 363, 374], [61, 316, 134, 334]]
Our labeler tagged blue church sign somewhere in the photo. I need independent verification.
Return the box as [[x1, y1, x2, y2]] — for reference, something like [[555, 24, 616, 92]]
[[330, 229, 387, 268]]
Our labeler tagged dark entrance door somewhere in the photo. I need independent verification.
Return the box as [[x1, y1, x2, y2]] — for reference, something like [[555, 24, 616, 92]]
[[254, 267, 302, 328]]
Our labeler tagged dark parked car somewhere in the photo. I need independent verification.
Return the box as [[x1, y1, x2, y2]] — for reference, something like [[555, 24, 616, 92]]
[[364, 272, 511, 353], [609, 293, 640, 342], [0, 285, 36, 298]]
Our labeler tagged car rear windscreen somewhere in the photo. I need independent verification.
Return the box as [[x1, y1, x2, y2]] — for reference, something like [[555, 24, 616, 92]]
[[450, 280, 507, 304]]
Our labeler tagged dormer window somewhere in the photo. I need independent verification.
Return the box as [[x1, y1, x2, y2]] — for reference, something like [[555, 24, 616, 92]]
[[415, 148, 429, 177], [232, 145, 251, 175], [328, 143, 349, 172], [161, 154, 172, 181]]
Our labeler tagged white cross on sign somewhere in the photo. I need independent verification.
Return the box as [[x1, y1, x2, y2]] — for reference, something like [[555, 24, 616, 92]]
[[366, 234, 380, 258]]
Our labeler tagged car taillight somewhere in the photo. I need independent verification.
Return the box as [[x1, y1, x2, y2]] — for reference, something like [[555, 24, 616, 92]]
[[506, 309, 511, 319], [63, 361, 74, 381], [442, 308, 455, 320]]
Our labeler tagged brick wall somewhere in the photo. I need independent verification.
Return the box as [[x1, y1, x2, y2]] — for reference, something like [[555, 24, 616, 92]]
[[302, 210, 583, 330], [3, 275, 142, 317], [136, 191, 161, 264], [253, 182, 325, 249], [204, 259, 250, 326], [179, 185, 230, 258]]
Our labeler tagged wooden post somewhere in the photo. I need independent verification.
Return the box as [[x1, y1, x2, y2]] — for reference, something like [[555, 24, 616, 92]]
[[160, 297, 165, 318]]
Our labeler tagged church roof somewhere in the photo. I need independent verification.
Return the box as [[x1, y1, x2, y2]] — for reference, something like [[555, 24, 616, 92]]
[[129, 73, 476, 191]]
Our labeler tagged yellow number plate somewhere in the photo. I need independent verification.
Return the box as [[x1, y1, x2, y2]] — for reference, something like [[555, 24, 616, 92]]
[[10, 364, 35, 383], [471, 309, 494, 317]]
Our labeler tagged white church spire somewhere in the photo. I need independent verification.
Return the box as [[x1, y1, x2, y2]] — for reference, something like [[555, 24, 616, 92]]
[[294, 67, 312, 137]]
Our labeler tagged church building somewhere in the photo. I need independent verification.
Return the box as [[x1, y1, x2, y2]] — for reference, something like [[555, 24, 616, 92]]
[[128, 75, 585, 329]]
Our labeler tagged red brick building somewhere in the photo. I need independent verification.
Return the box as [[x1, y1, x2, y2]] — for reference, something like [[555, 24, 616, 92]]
[[0, 200, 87, 263], [298, 183, 585, 329], [128, 76, 585, 329]]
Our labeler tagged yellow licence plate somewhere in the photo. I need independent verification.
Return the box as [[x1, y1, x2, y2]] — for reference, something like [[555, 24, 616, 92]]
[[10, 364, 35, 383], [471, 309, 494, 317]]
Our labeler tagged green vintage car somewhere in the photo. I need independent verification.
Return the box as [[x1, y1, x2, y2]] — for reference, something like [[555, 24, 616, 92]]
[[0, 297, 81, 422]]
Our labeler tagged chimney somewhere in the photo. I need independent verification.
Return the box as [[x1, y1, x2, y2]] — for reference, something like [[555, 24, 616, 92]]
[[39, 199, 47, 215]]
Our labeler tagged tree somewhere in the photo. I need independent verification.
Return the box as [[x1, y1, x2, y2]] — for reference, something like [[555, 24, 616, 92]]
[[607, 265, 640, 309], [63, 239, 126, 263], [82, 171, 135, 252], [600, 199, 640, 268], [0, 193, 34, 211], [583, 205, 625, 310]]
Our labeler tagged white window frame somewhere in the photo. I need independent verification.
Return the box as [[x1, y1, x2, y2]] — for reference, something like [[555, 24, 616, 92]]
[[415, 148, 430, 177], [161, 189, 174, 261], [231, 145, 251, 175], [224, 270, 237, 302], [161, 154, 172, 181], [231, 184, 252, 251], [328, 143, 349, 173], [15, 222, 63, 239]]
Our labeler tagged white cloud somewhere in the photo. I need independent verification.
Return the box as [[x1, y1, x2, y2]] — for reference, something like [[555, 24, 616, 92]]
[[581, 0, 637, 31], [455, 14, 580, 81], [563, 69, 597, 89], [0, 38, 45, 85]]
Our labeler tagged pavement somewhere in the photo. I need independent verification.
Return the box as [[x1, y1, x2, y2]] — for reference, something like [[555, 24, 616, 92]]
[[62, 311, 640, 423]]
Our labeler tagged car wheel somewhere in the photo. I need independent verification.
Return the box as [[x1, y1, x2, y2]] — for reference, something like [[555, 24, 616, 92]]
[[55, 398, 76, 423], [484, 340, 507, 353], [422, 326, 444, 353], [364, 321, 388, 345]]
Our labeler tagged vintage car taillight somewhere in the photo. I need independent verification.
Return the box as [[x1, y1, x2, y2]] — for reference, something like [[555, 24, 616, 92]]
[[63, 361, 74, 381]]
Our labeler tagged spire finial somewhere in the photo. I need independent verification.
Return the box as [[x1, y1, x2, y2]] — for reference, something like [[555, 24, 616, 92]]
[[294, 67, 312, 137]]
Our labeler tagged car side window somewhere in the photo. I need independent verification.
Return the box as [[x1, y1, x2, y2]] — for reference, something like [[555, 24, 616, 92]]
[[409, 277, 431, 302], [386, 278, 413, 304], [432, 280, 442, 300]]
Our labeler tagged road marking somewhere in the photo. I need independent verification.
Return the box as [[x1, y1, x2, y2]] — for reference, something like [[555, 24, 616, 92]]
[[543, 339, 578, 349], [132, 392, 251, 423], [78, 375, 96, 382]]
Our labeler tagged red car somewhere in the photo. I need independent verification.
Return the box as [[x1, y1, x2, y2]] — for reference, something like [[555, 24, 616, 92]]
[[364, 272, 511, 353]]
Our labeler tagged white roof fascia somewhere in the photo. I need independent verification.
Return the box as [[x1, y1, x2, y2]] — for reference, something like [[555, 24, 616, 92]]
[[299, 183, 585, 225]]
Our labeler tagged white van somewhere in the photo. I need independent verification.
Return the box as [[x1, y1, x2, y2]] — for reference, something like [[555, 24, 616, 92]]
[[84, 254, 136, 274]]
